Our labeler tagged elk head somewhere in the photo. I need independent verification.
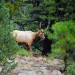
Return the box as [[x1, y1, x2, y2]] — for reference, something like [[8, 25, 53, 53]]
[[37, 29, 45, 40]]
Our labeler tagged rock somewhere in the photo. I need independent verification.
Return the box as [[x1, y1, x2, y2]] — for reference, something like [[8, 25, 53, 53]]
[[47, 59, 65, 71], [7, 73, 17, 75], [32, 60, 48, 75], [7, 56, 65, 75], [0, 66, 3, 73], [50, 70, 64, 75], [36, 67, 48, 75], [18, 69, 37, 75], [32, 61, 47, 67]]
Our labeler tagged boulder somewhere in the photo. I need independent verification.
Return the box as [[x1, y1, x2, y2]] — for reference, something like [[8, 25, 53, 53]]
[[7, 56, 65, 75], [47, 59, 65, 71], [50, 70, 64, 75], [18, 69, 37, 75]]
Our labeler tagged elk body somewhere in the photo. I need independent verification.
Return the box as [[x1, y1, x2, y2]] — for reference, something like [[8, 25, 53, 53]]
[[11, 29, 45, 51]]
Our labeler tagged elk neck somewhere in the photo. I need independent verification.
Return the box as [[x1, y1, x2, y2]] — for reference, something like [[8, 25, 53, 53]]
[[33, 32, 40, 43]]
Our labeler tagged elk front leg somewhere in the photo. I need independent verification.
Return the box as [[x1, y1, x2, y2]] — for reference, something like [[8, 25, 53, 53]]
[[27, 45, 32, 52]]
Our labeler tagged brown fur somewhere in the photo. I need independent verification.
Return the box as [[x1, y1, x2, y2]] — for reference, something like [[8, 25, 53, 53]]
[[11, 29, 45, 51]]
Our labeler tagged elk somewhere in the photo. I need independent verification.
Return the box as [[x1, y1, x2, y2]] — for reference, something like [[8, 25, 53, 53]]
[[11, 29, 45, 51]]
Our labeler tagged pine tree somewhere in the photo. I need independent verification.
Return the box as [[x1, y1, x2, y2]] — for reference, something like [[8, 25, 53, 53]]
[[47, 21, 75, 60], [0, 0, 19, 74]]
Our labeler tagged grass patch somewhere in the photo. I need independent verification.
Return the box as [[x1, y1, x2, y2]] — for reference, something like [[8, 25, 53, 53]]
[[16, 49, 32, 56]]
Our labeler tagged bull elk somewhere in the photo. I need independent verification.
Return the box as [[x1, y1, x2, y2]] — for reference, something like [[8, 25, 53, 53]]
[[11, 29, 45, 51]]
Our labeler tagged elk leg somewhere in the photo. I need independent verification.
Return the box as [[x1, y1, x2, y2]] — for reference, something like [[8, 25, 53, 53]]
[[27, 45, 32, 52], [29, 45, 32, 52]]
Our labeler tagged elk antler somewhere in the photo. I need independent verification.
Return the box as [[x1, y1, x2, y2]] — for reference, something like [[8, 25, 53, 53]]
[[45, 24, 49, 31], [39, 22, 42, 29]]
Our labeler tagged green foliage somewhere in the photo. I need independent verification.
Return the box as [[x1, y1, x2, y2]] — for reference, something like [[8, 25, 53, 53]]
[[48, 48, 66, 59], [5, 1, 23, 15], [47, 21, 75, 59], [0, 6, 19, 61], [23, 0, 75, 24], [28, 0, 56, 21], [66, 63, 75, 75], [16, 49, 32, 57], [48, 21, 75, 50], [24, 23, 39, 31], [4, 0, 75, 26], [0, 1, 20, 74], [2, 61, 17, 74], [5, 2, 14, 14]]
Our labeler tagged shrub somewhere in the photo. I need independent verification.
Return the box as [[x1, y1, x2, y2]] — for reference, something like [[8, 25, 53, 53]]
[[47, 21, 75, 59], [47, 48, 66, 59], [16, 49, 32, 57], [66, 63, 75, 75], [0, 1, 20, 74]]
